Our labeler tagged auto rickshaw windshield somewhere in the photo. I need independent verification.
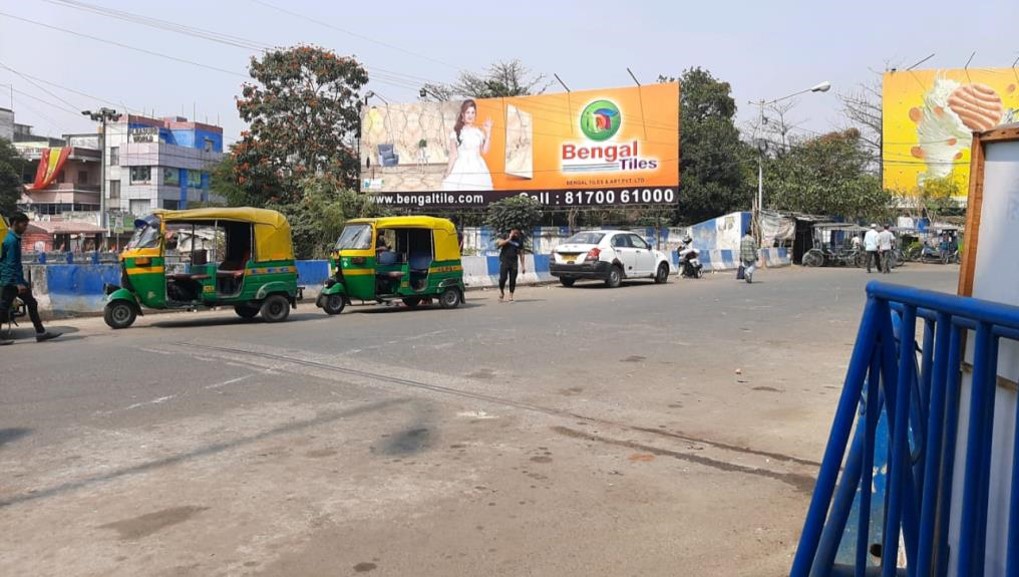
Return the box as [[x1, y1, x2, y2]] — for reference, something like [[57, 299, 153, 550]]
[[335, 223, 373, 250], [127, 222, 161, 249]]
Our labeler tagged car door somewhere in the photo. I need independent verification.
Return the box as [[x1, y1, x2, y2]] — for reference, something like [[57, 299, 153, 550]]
[[610, 233, 637, 276], [629, 234, 656, 276]]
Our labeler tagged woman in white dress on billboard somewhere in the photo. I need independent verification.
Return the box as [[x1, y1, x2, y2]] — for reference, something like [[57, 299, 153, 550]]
[[442, 99, 493, 191]]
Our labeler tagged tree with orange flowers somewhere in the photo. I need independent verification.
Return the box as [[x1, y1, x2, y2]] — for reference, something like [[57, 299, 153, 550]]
[[232, 45, 368, 205]]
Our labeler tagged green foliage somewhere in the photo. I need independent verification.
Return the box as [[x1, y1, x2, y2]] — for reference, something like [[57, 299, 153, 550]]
[[765, 129, 893, 221], [233, 45, 368, 205], [0, 138, 26, 217], [267, 176, 389, 259], [661, 69, 752, 224], [208, 154, 248, 207], [485, 196, 542, 234]]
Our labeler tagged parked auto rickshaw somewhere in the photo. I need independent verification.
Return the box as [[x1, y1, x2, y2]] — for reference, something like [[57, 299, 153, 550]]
[[103, 207, 301, 329], [316, 216, 465, 315]]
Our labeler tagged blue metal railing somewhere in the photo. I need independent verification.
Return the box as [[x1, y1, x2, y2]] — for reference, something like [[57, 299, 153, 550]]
[[791, 281, 1019, 577]]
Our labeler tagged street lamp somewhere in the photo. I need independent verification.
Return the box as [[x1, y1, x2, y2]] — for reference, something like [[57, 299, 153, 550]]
[[751, 81, 831, 240], [82, 107, 121, 238]]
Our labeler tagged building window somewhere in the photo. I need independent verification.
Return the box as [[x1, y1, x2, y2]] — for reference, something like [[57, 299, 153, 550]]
[[109, 180, 121, 199], [129, 199, 151, 216], [78, 170, 89, 184], [162, 199, 179, 210], [110, 146, 119, 166], [203, 139, 213, 152], [130, 166, 151, 183], [163, 168, 180, 186], [188, 170, 203, 188], [59, 170, 66, 183]]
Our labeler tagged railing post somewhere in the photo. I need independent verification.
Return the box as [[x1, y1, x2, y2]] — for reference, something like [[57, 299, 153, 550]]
[[1007, 383, 1019, 577], [916, 313, 951, 577], [790, 297, 883, 577], [956, 323, 995, 577], [883, 304, 917, 577], [856, 354, 882, 577], [935, 326, 964, 577]]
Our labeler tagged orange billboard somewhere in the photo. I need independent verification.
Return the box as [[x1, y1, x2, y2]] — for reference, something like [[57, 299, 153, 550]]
[[359, 83, 679, 207]]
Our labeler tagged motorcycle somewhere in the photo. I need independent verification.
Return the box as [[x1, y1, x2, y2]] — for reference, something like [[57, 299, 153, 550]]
[[678, 247, 703, 279]]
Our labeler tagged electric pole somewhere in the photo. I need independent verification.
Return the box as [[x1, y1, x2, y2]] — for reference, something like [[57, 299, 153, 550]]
[[82, 107, 121, 240]]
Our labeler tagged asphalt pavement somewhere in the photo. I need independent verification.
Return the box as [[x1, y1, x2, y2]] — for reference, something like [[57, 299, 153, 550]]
[[0, 264, 959, 576]]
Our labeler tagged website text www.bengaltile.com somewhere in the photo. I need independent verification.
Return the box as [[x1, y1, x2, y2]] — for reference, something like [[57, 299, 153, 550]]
[[370, 193, 486, 207]]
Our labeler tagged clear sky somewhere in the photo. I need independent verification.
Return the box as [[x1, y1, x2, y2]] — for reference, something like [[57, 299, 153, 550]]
[[1, 0, 1017, 144]]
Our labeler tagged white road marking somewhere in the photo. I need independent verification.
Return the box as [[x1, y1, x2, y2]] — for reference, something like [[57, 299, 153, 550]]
[[205, 375, 254, 390], [122, 395, 176, 411]]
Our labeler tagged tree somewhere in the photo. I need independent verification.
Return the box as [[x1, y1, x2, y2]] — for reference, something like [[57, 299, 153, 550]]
[[485, 196, 542, 235], [0, 138, 25, 216], [233, 45, 368, 205], [839, 78, 883, 175], [267, 175, 389, 259], [421, 60, 548, 101], [208, 154, 248, 207], [765, 129, 892, 220], [660, 68, 752, 224]]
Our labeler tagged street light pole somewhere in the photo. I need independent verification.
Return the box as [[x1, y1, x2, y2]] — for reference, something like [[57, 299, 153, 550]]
[[752, 81, 831, 241], [82, 107, 120, 241]]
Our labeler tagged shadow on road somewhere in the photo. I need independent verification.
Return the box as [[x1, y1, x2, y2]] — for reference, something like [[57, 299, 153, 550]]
[[150, 313, 325, 329], [0, 399, 407, 509], [0, 427, 31, 448]]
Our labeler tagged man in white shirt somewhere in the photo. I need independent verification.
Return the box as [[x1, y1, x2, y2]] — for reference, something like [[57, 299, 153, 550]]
[[878, 225, 895, 274], [864, 224, 881, 273]]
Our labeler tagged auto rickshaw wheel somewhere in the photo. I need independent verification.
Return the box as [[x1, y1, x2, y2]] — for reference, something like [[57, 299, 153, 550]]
[[559, 278, 576, 287], [323, 294, 346, 315], [402, 297, 422, 308], [260, 294, 291, 323], [234, 305, 260, 319], [438, 288, 461, 309], [104, 301, 137, 329]]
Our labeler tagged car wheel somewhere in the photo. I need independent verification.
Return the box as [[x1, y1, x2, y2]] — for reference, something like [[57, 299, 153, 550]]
[[234, 304, 259, 319], [104, 301, 137, 329], [322, 294, 346, 315], [402, 297, 422, 308], [438, 288, 461, 309], [605, 265, 622, 288], [559, 277, 576, 287], [654, 263, 669, 284], [260, 294, 291, 323]]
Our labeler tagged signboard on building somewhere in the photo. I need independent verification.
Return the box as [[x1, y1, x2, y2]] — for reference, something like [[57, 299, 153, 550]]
[[882, 68, 1019, 195], [129, 126, 160, 143], [360, 83, 680, 208]]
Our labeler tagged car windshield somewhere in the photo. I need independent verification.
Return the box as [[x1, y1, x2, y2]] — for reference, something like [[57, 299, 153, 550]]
[[565, 232, 605, 245], [127, 222, 161, 249], [335, 224, 373, 250]]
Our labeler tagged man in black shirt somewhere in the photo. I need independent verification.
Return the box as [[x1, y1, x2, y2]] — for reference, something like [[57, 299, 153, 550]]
[[496, 228, 526, 302]]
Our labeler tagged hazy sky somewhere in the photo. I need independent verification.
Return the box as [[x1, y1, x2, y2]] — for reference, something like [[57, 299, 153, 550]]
[[1, 0, 1017, 144]]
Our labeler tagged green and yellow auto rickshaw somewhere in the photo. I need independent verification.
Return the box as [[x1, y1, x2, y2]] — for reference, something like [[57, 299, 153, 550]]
[[316, 216, 465, 315], [103, 207, 301, 329]]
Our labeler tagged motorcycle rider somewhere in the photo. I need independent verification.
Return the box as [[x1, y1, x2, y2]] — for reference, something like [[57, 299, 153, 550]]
[[677, 236, 702, 278]]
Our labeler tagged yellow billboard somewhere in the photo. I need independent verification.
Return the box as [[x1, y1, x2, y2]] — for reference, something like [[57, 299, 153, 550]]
[[359, 83, 679, 208], [883, 68, 1019, 194]]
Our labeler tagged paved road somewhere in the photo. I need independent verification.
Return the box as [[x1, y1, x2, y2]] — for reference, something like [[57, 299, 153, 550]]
[[0, 264, 959, 576]]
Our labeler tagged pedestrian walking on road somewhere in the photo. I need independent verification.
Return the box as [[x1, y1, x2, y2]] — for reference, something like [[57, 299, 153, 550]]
[[740, 228, 759, 284], [878, 225, 895, 274], [496, 228, 526, 302], [864, 224, 881, 273], [1, 212, 60, 344]]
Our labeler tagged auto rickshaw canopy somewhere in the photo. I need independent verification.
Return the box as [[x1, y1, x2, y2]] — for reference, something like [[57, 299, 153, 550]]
[[155, 207, 294, 262], [346, 216, 460, 261]]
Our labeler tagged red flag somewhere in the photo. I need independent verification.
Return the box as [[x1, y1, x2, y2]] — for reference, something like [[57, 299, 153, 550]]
[[32, 147, 71, 189]]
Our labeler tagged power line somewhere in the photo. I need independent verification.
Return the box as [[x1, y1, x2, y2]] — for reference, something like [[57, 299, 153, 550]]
[[0, 59, 82, 113], [246, 0, 462, 72], [0, 11, 249, 78], [0, 82, 84, 118]]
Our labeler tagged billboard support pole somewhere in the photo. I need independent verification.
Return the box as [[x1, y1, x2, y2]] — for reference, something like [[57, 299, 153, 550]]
[[627, 68, 649, 141], [554, 74, 574, 136]]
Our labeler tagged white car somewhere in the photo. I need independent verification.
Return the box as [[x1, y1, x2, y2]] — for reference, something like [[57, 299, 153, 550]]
[[549, 230, 672, 288]]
